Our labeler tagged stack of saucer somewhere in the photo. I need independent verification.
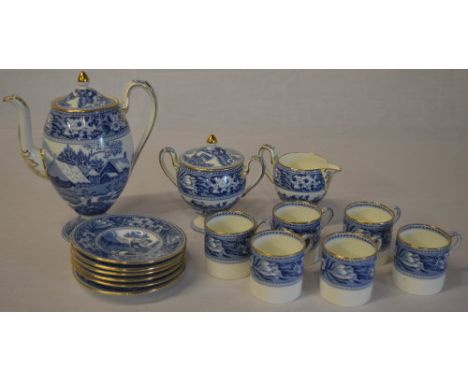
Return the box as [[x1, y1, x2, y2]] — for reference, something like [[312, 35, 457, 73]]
[[70, 214, 186, 296]]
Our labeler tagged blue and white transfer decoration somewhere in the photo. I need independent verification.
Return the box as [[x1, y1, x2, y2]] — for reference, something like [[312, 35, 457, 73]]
[[71, 214, 186, 264], [205, 213, 254, 264], [44, 123, 133, 216], [274, 164, 326, 203], [250, 232, 305, 287], [343, 219, 392, 251], [320, 233, 377, 290], [177, 165, 245, 214], [160, 136, 265, 223], [321, 251, 375, 290], [394, 237, 450, 279]]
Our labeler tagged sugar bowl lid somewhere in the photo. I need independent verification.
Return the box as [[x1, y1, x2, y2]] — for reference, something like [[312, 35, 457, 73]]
[[51, 71, 119, 113], [180, 135, 244, 170]]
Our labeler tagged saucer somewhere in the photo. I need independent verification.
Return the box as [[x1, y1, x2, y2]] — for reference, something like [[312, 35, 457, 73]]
[[73, 262, 184, 289], [73, 265, 185, 296], [71, 257, 182, 283], [71, 214, 186, 265], [71, 246, 185, 275]]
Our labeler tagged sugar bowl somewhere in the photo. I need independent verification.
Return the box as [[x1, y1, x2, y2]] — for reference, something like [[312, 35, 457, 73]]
[[159, 135, 265, 232]]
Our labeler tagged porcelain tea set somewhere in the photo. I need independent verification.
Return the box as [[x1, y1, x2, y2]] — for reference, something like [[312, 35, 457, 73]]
[[4, 72, 462, 305]]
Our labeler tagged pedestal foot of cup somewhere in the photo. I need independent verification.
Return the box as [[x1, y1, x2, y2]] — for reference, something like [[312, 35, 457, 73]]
[[191, 215, 206, 233], [392, 266, 445, 295], [206, 257, 250, 280], [250, 276, 302, 303], [319, 277, 373, 307]]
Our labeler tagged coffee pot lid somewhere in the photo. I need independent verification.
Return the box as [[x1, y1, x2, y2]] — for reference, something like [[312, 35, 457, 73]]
[[180, 135, 244, 170], [51, 71, 119, 113]]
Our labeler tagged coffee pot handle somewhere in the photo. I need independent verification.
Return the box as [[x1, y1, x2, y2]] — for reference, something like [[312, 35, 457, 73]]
[[258, 144, 278, 183], [121, 80, 158, 170], [242, 154, 266, 197], [159, 147, 179, 186]]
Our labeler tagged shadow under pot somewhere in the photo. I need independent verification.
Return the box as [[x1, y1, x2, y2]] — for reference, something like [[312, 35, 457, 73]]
[[258, 144, 341, 203], [159, 135, 265, 233]]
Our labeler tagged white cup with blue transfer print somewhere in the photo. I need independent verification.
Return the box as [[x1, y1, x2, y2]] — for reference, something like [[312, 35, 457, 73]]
[[343, 201, 401, 266], [249, 230, 306, 303], [271, 201, 334, 266], [204, 210, 263, 280], [320, 232, 379, 307], [393, 224, 462, 295]]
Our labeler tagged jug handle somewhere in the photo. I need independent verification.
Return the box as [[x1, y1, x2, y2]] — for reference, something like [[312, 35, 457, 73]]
[[257, 144, 277, 183], [242, 154, 265, 197], [159, 147, 179, 186], [121, 80, 158, 170]]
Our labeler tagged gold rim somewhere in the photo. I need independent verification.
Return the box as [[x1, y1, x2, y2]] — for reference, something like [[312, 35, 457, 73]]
[[204, 210, 256, 236], [73, 262, 185, 289], [272, 201, 322, 225], [250, 230, 306, 258], [73, 265, 185, 296], [396, 223, 452, 251], [322, 232, 378, 261], [51, 96, 120, 113], [70, 247, 185, 274], [344, 201, 395, 226], [277, 152, 341, 172], [71, 256, 183, 283]]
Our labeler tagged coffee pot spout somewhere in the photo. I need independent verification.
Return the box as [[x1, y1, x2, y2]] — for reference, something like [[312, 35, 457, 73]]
[[3, 95, 47, 178]]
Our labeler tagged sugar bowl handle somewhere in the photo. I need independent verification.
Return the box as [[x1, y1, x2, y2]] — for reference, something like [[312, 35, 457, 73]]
[[242, 154, 265, 197], [258, 144, 278, 183], [159, 147, 179, 186], [121, 80, 158, 170]]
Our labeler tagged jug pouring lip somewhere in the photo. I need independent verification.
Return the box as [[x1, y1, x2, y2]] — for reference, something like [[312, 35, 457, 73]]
[[277, 151, 341, 172]]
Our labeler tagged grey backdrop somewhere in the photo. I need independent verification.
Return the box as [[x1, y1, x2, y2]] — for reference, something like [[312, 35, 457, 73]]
[[0, 70, 467, 311]]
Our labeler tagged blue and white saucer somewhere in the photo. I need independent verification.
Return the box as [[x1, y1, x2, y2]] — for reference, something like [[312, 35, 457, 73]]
[[71, 215, 186, 265]]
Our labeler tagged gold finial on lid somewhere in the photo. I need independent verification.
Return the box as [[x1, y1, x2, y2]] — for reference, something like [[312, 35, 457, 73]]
[[77, 71, 89, 83], [207, 134, 218, 144]]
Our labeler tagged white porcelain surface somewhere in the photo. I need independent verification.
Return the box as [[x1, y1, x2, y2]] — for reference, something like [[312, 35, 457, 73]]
[[320, 277, 373, 307], [206, 258, 250, 280], [392, 266, 446, 295], [250, 276, 302, 303]]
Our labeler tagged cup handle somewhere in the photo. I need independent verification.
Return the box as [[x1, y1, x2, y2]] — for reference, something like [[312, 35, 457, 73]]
[[255, 218, 271, 233], [320, 206, 334, 227], [449, 232, 462, 251], [121, 80, 158, 170], [242, 154, 265, 197], [257, 144, 277, 183], [159, 147, 179, 186], [393, 206, 402, 223]]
